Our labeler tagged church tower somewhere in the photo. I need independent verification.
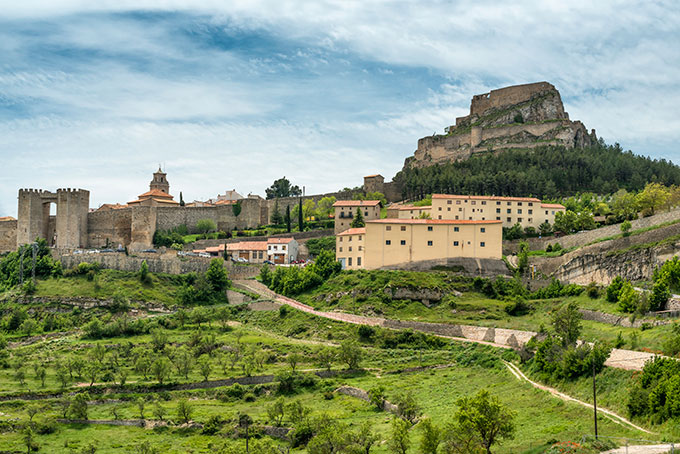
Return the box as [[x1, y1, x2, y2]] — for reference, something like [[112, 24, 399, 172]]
[[150, 167, 170, 194]]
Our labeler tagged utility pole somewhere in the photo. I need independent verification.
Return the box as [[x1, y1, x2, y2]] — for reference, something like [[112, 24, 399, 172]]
[[593, 359, 598, 439]]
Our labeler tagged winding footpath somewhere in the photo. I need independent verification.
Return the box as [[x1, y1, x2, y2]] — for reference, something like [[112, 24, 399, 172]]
[[234, 280, 663, 371]]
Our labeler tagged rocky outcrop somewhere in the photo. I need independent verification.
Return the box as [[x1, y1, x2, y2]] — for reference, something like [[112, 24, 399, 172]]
[[404, 82, 596, 168]]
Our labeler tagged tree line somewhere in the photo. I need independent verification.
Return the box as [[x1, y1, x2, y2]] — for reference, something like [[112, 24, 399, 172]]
[[394, 141, 680, 201]]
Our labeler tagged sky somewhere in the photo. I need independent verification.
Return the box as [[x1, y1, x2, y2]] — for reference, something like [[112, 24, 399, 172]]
[[1, 1, 679, 217]]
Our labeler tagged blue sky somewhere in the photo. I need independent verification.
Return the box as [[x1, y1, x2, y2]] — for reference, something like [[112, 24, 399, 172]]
[[1, 1, 679, 217]]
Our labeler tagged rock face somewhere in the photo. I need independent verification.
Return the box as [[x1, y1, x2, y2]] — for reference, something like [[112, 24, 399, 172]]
[[404, 82, 597, 168]]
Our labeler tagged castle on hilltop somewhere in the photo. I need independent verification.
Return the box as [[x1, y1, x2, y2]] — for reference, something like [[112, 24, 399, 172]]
[[405, 82, 598, 168]]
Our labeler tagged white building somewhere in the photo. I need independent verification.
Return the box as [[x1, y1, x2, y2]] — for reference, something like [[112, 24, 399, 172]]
[[267, 237, 299, 264]]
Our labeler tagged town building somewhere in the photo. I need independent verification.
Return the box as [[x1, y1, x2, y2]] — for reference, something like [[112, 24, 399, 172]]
[[336, 228, 366, 270], [337, 218, 502, 270], [267, 237, 299, 264], [430, 194, 565, 230], [332, 200, 382, 234]]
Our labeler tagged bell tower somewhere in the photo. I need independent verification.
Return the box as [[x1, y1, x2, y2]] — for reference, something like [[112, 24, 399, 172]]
[[150, 166, 170, 194]]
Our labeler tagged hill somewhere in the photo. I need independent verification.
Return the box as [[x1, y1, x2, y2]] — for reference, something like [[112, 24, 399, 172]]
[[393, 142, 680, 200]]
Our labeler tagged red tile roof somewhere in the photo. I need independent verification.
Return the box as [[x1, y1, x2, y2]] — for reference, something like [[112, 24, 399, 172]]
[[333, 200, 381, 207], [227, 241, 268, 251], [367, 219, 501, 225], [338, 228, 366, 236], [137, 189, 174, 199], [398, 205, 431, 210], [0, 216, 16, 222], [541, 203, 566, 209], [267, 237, 295, 244], [432, 194, 541, 203], [364, 174, 382, 178]]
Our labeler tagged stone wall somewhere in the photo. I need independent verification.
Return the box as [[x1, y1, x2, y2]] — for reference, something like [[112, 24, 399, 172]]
[[156, 199, 264, 234], [470, 82, 558, 117], [0, 219, 17, 252], [382, 257, 509, 277], [56, 251, 261, 278], [87, 208, 132, 248], [189, 228, 333, 250]]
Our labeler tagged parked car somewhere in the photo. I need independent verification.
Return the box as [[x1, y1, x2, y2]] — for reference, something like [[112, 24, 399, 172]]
[[198, 252, 211, 258], [141, 248, 157, 253]]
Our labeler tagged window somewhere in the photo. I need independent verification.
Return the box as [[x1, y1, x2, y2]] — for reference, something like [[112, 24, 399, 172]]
[[259, 251, 263, 259], [496, 216, 501, 220], [364, 211, 368, 216], [427, 240, 433, 246], [471, 201, 476, 205], [282, 245, 286, 250], [496, 208, 501, 213], [400, 240, 406, 245], [357, 257, 361, 266], [454, 227, 459, 232], [529, 202, 533, 206], [552, 211, 556, 215], [455, 215, 459, 220], [447, 207, 451, 211], [348, 246, 352, 252], [338, 237, 342, 242], [518, 202, 523, 206], [453, 241, 459, 246], [456, 200, 461, 205], [518, 218, 523, 222], [480, 242, 486, 247], [427, 226, 433, 231], [348, 236, 352, 241], [348, 257, 352, 266], [528, 218, 532, 223], [400, 226, 406, 231], [517, 209, 522, 214], [481, 227, 486, 233], [481, 201, 486, 205], [358, 236, 362, 241], [438, 207, 442, 211], [438, 215, 442, 219], [447, 200, 452, 205], [507, 209, 511, 214], [528, 209, 533, 214], [458, 207, 462, 212], [545, 210, 548, 215], [339, 247, 343, 252], [496, 201, 501, 205], [358, 246, 362, 251], [507, 217, 511, 222], [507, 201, 511, 205], [386, 226, 392, 231], [386, 240, 391, 245]]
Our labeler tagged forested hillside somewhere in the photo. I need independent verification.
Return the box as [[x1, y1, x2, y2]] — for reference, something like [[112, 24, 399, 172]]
[[394, 141, 680, 199]]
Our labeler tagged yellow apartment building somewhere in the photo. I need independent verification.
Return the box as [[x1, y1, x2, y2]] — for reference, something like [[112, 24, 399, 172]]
[[336, 227, 366, 270], [333, 200, 382, 234], [336, 219, 502, 270], [430, 194, 565, 230]]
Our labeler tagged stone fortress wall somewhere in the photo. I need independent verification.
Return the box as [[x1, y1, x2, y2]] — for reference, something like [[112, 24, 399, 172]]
[[406, 81, 596, 169], [3, 170, 393, 253]]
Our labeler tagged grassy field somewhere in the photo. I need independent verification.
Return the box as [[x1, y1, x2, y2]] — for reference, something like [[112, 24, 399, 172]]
[[0, 297, 658, 454]]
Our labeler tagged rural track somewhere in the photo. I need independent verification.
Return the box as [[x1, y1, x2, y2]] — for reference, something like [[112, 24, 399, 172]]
[[233, 280, 662, 372], [503, 361, 654, 435]]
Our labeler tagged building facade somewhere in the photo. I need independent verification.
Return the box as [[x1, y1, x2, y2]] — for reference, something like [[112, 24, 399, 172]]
[[332, 200, 382, 234], [267, 237, 299, 264], [337, 219, 502, 270], [430, 194, 565, 230]]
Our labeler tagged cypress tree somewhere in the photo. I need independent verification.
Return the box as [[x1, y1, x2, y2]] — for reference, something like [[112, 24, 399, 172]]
[[298, 198, 304, 232], [351, 207, 365, 228], [285, 206, 291, 233]]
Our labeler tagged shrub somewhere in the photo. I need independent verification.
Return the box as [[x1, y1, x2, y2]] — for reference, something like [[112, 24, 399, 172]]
[[617, 281, 640, 313], [606, 276, 625, 303], [358, 325, 375, 342], [504, 299, 532, 316], [586, 282, 599, 299]]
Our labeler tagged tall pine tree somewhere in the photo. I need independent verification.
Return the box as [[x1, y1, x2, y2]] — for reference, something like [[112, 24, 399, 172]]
[[285, 205, 291, 233], [351, 207, 365, 228], [298, 198, 304, 231]]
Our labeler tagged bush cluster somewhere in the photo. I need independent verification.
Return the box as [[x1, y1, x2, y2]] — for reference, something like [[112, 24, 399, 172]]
[[628, 356, 680, 423], [260, 250, 340, 296]]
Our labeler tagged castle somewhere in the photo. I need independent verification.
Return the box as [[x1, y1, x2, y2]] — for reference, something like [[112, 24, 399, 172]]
[[404, 82, 598, 168], [0, 170, 398, 253]]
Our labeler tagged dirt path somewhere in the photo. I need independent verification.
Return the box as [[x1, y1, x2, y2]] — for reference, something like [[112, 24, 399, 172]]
[[602, 444, 675, 453], [503, 361, 654, 435], [234, 280, 661, 372]]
